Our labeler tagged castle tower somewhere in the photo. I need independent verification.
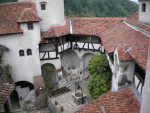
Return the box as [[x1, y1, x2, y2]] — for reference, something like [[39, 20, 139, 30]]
[[139, 0, 150, 24], [18, 0, 65, 30]]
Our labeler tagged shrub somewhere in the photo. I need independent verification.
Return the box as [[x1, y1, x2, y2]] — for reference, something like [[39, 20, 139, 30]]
[[87, 54, 112, 99]]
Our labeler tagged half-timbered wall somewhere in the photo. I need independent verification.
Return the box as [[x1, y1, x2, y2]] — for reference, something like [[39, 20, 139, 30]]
[[134, 64, 145, 95]]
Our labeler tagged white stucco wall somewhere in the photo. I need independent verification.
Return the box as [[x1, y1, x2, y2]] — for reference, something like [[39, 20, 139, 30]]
[[112, 48, 135, 91], [82, 53, 94, 74], [18, 0, 65, 30], [0, 22, 41, 84], [140, 39, 150, 113], [139, 1, 150, 24], [40, 56, 61, 70]]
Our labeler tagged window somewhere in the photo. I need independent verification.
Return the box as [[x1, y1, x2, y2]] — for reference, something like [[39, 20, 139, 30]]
[[142, 3, 146, 12], [27, 23, 33, 30], [19, 50, 24, 56], [41, 3, 46, 10], [27, 49, 32, 56]]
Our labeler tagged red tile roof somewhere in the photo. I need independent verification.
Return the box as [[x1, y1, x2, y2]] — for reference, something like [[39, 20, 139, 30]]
[[40, 31, 48, 43], [125, 11, 150, 33], [18, 8, 42, 23], [0, 2, 39, 35], [44, 17, 124, 38], [45, 17, 70, 38], [71, 17, 125, 36], [43, 12, 149, 70], [101, 22, 149, 70], [117, 46, 132, 62], [76, 87, 140, 113], [0, 83, 15, 109]]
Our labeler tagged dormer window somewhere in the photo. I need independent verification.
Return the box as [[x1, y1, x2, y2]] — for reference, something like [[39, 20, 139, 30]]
[[27, 22, 33, 30], [142, 3, 146, 12], [41, 2, 47, 10]]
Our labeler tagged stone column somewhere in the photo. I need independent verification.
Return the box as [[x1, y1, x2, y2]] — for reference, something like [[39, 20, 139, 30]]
[[79, 57, 84, 80]]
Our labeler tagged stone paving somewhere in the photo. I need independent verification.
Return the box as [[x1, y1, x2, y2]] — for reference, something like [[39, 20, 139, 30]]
[[50, 80, 93, 113], [12, 107, 50, 113]]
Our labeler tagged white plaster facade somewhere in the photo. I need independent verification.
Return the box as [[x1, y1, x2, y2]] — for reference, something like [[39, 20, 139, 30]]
[[140, 39, 150, 113], [40, 57, 61, 70], [0, 22, 41, 84], [111, 48, 135, 91], [139, 1, 150, 24], [18, 0, 65, 30]]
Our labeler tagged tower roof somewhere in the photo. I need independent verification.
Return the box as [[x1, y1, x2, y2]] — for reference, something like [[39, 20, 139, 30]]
[[0, 2, 39, 35], [18, 8, 42, 23]]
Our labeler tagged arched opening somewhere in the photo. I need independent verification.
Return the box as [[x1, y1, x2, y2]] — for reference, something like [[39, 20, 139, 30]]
[[27, 49, 32, 56], [41, 63, 58, 84], [12, 81, 35, 110], [60, 50, 80, 78], [19, 50, 24, 56], [15, 81, 34, 91], [61, 50, 80, 69], [82, 53, 95, 75], [10, 90, 20, 111]]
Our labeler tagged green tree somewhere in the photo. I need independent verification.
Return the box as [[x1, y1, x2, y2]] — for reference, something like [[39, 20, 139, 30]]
[[87, 54, 112, 99], [64, 0, 138, 17], [0, 0, 17, 3]]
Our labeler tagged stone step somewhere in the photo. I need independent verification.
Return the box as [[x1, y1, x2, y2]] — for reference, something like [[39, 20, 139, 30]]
[[66, 83, 72, 88]]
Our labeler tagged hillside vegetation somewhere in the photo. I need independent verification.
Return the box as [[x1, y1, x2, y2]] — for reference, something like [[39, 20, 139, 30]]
[[0, 0, 17, 3], [1, 0, 138, 17], [65, 0, 138, 17]]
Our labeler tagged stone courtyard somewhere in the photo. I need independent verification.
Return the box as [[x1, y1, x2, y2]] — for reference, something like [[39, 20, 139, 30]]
[[49, 80, 93, 113], [11, 79, 93, 113]]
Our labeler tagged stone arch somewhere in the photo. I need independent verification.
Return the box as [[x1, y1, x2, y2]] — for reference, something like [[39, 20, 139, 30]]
[[15, 81, 34, 90], [41, 63, 58, 84], [11, 81, 34, 110], [61, 49, 80, 70], [82, 53, 95, 75]]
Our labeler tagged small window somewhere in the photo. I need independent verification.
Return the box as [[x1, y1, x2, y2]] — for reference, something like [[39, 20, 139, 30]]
[[41, 3, 46, 10], [27, 23, 33, 30], [19, 50, 24, 56], [27, 49, 32, 56], [142, 3, 146, 12]]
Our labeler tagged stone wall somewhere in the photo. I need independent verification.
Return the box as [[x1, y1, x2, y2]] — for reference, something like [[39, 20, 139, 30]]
[[33, 76, 47, 109], [47, 98, 60, 113]]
